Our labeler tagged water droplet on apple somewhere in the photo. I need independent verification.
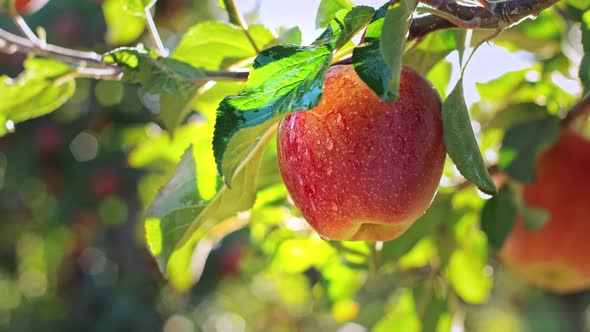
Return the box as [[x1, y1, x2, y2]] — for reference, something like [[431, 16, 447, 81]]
[[326, 166, 333, 175], [297, 175, 304, 186], [326, 137, 333, 150], [319, 235, 331, 241], [316, 139, 321, 145], [331, 203, 338, 212]]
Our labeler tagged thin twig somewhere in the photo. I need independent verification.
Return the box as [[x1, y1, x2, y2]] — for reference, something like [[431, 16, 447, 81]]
[[13, 15, 44, 48], [416, 6, 481, 29], [223, 0, 260, 54], [0, 27, 108, 66], [0, 28, 249, 81], [410, 0, 560, 40], [144, 3, 168, 57]]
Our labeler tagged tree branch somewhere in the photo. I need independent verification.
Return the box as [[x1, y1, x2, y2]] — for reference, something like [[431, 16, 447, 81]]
[[0, 0, 561, 82], [0, 27, 108, 67], [0, 27, 249, 81], [409, 0, 560, 40]]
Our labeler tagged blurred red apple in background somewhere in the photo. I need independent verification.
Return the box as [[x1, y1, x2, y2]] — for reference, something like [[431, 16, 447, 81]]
[[6, 0, 49, 15], [91, 169, 121, 199], [500, 129, 590, 293], [277, 65, 445, 241]]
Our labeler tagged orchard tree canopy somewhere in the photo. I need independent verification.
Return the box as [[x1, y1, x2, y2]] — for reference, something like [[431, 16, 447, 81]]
[[0, 0, 589, 331]]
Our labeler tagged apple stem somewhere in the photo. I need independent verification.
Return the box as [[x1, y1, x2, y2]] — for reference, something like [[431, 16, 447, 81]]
[[368, 242, 380, 275]]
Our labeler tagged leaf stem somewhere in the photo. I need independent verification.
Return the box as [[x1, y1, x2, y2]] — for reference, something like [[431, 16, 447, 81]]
[[144, 3, 168, 57], [223, 0, 260, 54]]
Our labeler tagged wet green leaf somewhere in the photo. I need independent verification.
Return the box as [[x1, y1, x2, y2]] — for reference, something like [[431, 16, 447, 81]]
[[352, 5, 389, 99], [353, 0, 417, 102], [380, 0, 418, 101], [442, 79, 497, 195]]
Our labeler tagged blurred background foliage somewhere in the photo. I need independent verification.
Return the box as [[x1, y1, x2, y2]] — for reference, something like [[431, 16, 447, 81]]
[[0, 0, 589, 331]]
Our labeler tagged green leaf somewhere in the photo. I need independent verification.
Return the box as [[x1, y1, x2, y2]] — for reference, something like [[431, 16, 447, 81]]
[[128, 123, 204, 168], [123, 0, 155, 17], [352, 5, 390, 100], [481, 186, 517, 250], [102, 0, 146, 45], [426, 60, 452, 98], [379, 0, 418, 102], [445, 244, 492, 304], [278, 26, 303, 45], [580, 11, 590, 93], [104, 47, 206, 130], [172, 21, 277, 71], [442, 79, 497, 195], [413, 284, 447, 332], [0, 58, 75, 133], [352, 1, 417, 102], [373, 290, 421, 332], [146, 125, 275, 290], [498, 116, 560, 183], [213, 6, 371, 183], [315, 0, 354, 28], [403, 30, 457, 75], [520, 205, 550, 231], [381, 199, 452, 263], [484, 103, 548, 130], [313, 6, 375, 49]]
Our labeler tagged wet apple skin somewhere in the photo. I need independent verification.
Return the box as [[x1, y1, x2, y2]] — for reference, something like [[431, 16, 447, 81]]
[[277, 65, 445, 241], [500, 130, 590, 293]]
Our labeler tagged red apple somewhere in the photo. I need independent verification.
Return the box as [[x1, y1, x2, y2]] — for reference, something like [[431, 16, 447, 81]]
[[7, 0, 49, 15], [277, 65, 445, 241], [33, 122, 64, 156], [500, 129, 590, 293], [90, 169, 121, 199]]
